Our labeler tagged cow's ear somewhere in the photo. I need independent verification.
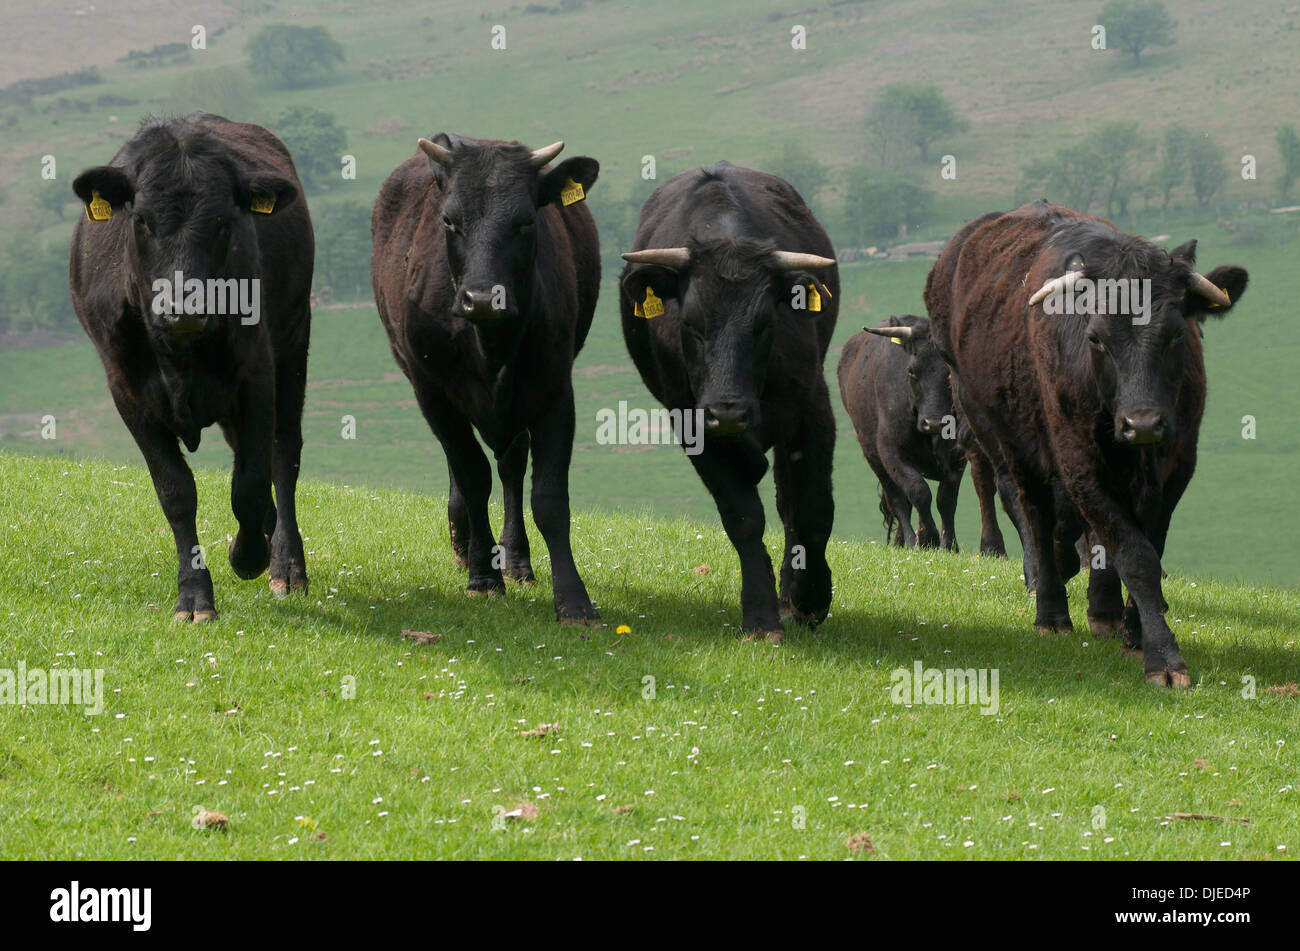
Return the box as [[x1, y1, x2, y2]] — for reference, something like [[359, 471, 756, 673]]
[[622, 264, 680, 315], [240, 174, 298, 216], [778, 271, 833, 315], [539, 157, 599, 207], [72, 166, 134, 214], [1187, 265, 1248, 321], [1170, 239, 1198, 265]]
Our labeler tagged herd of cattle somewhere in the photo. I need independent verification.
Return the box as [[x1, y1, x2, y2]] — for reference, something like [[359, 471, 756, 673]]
[[67, 112, 1248, 688]]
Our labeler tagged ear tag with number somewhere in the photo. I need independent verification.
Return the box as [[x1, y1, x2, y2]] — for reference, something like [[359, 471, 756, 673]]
[[560, 178, 585, 206], [86, 190, 113, 222], [637, 286, 664, 319], [249, 194, 276, 214], [807, 282, 821, 312]]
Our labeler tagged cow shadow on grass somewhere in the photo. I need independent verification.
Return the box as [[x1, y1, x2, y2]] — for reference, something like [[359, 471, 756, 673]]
[[259, 552, 1298, 710]]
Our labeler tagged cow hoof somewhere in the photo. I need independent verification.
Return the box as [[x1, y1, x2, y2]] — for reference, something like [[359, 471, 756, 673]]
[[1145, 668, 1192, 689], [1034, 623, 1073, 636], [192, 609, 217, 623], [1087, 616, 1122, 637], [784, 607, 828, 629], [559, 613, 602, 628], [507, 567, 536, 585], [466, 584, 506, 599], [269, 574, 309, 598], [744, 629, 785, 644], [173, 610, 193, 623]]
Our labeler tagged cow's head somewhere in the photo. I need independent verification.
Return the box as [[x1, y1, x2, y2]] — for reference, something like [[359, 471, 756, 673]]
[[417, 133, 599, 322], [863, 316, 952, 436], [73, 117, 297, 345], [621, 240, 835, 436], [1029, 222, 1248, 446]]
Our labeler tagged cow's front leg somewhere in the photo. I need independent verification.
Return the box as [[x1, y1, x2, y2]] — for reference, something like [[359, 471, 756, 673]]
[[936, 466, 962, 553], [116, 397, 216, 621], [879, 443, 939, 548], [227, 382, 274, 581], [772, 405, 834, 627], [690, 440, 782, 640], [497, 431, 535, 584], [529, 389, 597, 624]]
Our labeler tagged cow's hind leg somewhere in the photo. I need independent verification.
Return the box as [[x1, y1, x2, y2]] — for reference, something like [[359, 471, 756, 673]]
[[529, 387, 597, 624], [268, 346, 310, 597], [968, 449, 1006, 557], [497, 432, 535, 584], [227, 379, 275, 583], [447, 464, 469, 568], [773, 401, 834, 628], [1014, 474, 1072, 634], [1084, 531, 1125, 637], [119, 402, 216, 621]]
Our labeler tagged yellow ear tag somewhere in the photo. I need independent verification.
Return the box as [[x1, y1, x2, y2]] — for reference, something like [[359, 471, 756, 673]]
[[86, 190, 113, 222], [560, 178, 585, 206], [890, 337, 903, 345], [640, 286, 664, 319], [807, 282, 821, 312], [249, 194, 276, 214]]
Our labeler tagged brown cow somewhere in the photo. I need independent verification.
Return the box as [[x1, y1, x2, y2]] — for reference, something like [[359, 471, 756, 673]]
[[925, 201, 1248, 687]]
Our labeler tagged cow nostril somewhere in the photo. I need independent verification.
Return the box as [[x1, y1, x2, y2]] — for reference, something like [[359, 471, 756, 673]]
[[1121, 413, 1168, 445]]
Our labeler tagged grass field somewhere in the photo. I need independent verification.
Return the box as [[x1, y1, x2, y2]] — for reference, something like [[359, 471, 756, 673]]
[[0, 452, 1295, 859]]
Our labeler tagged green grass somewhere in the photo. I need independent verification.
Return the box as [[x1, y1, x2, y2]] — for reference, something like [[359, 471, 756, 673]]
[[1, 451, 1295, 859]]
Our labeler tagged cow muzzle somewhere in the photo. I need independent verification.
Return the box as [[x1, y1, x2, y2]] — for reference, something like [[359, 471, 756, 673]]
[[458, 286, 511, 321], [918, 416, 946, 436], [703, 401, 752, 436], [1119, 410, 1170, 446]]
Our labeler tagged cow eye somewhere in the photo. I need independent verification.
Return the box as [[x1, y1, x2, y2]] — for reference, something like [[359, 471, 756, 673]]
[[441, 214, 456, 232], [134, 215, 152, 237], [516, 220, 535, 235], [1087, 334, 1106, 353]]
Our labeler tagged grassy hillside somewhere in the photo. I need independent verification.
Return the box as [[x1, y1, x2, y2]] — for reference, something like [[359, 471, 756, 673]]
[[0, 452, 1296, 859]]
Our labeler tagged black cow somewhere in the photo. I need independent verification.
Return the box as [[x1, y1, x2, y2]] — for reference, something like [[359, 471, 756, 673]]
[[925, 201, 1248, 687], [837, 314, 1014, 556], [69, 113, 312, 621], [620, 162, 838, 642], [371, 134, 601, 624]]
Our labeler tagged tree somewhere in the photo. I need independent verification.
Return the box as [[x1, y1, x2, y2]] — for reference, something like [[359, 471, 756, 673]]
[[844, 167, 933, 244], [245, 24, 345, 89], [765, 139, 829, 208], [1184, 134, 1227, 206], [1276, 123, 1300, 203], [1089, 120, 1144, 218], [163, 66, 256, 119], [1100, 0, 1177, 66], [311, 201, 373, 300], [1152, 125, 1193, 210], [275, 107, 348, 188], [1022, 148, 1106, 213], [865, 83, 968, 165]]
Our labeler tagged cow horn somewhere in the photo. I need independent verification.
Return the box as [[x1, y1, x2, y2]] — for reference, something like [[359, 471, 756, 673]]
[[529, 141, 565, 167], [418, 137, 452, 166], [864, 325, 915, 341], [772, 251, 837, 271], [1188, 271, 1231, 307], [1028, 265, 1085, 307], [622, 248, 691, 269]]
